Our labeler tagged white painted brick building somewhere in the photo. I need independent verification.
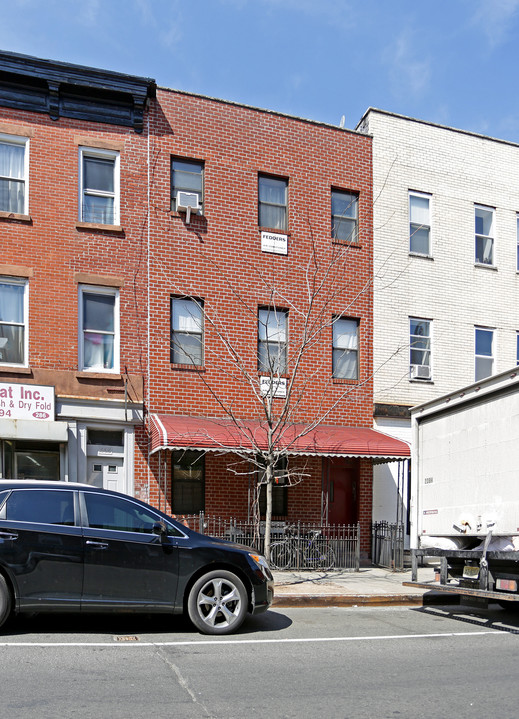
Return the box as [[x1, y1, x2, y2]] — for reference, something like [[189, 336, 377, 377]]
[[357, 109, 519, 536]]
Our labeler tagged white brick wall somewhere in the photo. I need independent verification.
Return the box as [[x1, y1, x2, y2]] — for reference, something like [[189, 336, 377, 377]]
[[363, 110, 519, 407]]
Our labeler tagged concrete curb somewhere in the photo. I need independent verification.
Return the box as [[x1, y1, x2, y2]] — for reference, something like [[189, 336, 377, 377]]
[[272, 591, 458, 609]]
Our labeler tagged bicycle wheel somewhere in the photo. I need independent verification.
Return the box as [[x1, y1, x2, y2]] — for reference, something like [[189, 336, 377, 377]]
[[270, 541, 292, 570], [303, 543, 336, 571]]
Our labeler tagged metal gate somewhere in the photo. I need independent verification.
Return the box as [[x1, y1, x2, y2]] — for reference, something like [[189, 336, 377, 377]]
[[371, 521, 404, 570]]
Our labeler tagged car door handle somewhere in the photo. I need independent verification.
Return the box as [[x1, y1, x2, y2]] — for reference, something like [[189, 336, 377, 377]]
[[0, 531, 18, 541], [85, 540, 109, 550]]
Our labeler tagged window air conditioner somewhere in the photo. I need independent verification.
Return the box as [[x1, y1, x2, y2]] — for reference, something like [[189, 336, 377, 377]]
[[176, 191, 200, 222], [410, 364, 431, 380]]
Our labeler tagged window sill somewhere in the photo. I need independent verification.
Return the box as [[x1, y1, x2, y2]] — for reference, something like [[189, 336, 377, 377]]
[[332, 377, 358, 385], [409, 252, 433, 260], [259, 226, 290, 235], [409, 378, 434, 384], [0, 365, 32, 374], [76, 371, 122, 380], [170, 363, 206, 372], [474, 262, 497, 270], [332, 239, 362, 248], [76, 221, 124, 234], [0, 211, 32, 223]]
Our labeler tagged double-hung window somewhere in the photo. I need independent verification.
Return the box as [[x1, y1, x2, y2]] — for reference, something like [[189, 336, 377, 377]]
[[409, 318, 431, 380], [258, 308, 287, 374], [331, 190, 358, 243], [332, 318, 359, 379], [475, 205, 494, 265], [0, 278, 28, 366], [409, 191, 431, 255], [172, 450, 205, 514], [79, 147, 119, 225], [171, 297, 204, 366], [171, 158, 204, 213], [0, 134, 29, 215], [475, 326, 494, 381], [79, 286, 119, 372], [258, 175, 287, 231]]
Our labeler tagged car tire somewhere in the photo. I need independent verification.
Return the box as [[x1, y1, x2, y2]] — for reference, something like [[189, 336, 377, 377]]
[[0, 575, 12, 631], [187, 570, 248, 635]]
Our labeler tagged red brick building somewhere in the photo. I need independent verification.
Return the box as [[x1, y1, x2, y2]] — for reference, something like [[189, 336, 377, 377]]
[[143, 89, 409, 552], [0, 51, 154, 495]]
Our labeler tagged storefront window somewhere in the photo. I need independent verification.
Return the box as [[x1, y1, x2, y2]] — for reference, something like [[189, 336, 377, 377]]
[[1, 440, 60, 480]]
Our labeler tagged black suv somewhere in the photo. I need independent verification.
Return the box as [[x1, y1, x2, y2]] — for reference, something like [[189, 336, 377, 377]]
[[0, 480, 273, 635]]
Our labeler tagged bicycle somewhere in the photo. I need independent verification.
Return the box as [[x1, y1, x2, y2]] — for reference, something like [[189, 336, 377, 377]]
[[270, 525, 336, 570]]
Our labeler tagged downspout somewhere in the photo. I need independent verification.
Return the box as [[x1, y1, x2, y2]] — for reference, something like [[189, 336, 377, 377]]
[[146, 105, 151, 503]]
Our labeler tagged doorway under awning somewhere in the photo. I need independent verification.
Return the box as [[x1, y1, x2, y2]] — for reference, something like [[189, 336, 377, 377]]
[[149, 414, 410, 460]]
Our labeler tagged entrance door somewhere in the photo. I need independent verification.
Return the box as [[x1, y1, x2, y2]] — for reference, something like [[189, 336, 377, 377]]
[[87, 457, 125, 493], [326, 458, 359, 526]]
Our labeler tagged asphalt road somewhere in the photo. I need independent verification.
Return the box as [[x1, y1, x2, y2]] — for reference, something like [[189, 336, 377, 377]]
[[1, 604, 518, 719]]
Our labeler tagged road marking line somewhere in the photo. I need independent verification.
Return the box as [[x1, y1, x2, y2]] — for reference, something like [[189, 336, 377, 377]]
[[0, 630, 506, 648]]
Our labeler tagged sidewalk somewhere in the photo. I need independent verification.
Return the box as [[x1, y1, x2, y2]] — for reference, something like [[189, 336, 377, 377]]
[[271, 565, 454, 608]]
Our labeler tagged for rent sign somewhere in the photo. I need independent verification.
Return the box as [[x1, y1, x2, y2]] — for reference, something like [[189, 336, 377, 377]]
[[0, 382, 55, 421]]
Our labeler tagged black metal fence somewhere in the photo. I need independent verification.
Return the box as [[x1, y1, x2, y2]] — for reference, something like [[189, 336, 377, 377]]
[[371, 521, 404, 571], [181, 513, 360, 571]]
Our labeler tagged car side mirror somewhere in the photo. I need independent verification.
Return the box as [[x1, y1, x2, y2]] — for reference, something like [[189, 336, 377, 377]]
[[152, 520, 168, 541]]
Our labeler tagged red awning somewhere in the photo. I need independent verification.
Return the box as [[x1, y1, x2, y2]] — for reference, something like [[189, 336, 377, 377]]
[[150, 414, 410, 460]]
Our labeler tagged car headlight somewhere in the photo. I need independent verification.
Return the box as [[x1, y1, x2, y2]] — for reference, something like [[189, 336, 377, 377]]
[[248, 553, 270, 574]]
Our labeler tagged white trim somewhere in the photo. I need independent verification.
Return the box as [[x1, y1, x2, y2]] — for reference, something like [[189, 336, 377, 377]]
[[0, 275, 29, 368], [0, 132, 29, 215], [408, 190, 432, 256], [78, 284, 120, 373]]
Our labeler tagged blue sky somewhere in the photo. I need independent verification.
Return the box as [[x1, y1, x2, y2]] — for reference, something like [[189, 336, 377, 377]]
[[2, 0, 519, 141]]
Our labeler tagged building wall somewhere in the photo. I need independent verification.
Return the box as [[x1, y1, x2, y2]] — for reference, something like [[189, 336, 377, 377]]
[[361, 110, 519, 408], [142, 90, 375, 524]]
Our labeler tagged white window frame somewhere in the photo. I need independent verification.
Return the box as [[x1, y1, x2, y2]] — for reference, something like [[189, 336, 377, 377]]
[[0, 133, 29, 215], [78, 285, 120, 373], [409, 317, 432, 380], [0, 276, 28, 367], [170, 297, 204, 366], [78, 147, 120, 225], [332, 317, 359, 380], [475, 326, 494, 381], [475, 204, 495, 266], [409, 191, 431, 256], [258, 307, 288, 375]]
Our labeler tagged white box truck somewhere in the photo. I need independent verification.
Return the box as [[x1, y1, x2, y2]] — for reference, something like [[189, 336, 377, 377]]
[[406, 368, 519, 607]]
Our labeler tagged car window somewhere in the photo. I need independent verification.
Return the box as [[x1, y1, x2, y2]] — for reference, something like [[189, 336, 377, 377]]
[[0, 490, 10, 517], [83, 492, 182, 536], [4, 489, 75, 526]]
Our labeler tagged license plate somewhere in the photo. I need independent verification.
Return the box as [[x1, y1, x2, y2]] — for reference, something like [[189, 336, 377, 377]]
[[496, 578, 517, 592], [463, 565, 480, 579]]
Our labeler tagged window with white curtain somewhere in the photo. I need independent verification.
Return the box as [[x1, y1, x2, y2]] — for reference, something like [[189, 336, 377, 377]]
[[0, 134, 29, 215], [0, 278, 28, 366], [332, 190, 358, 242], [409, 191, 431, 255], [79, 286, 119, 372], [170, 297, 204, 365], [79, 147, 119, 225], [475, 205, 494, 265], [258, 307, 288, 374], [475, 326, 494, 381], [258, 175, 287, 231], [332, 318, 359, 379]]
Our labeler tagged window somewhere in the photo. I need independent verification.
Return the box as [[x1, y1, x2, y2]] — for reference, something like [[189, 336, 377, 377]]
[[475, 327, 494, 380], [409, 318, 431, 380], [84, 492, 181, 535], [172, 450, 205, 515], [79, 147, 119, 224], [332, 318, 359, 379], [171, 158, 204, 212], [516, 214, 519, 272], [331, 190, 358, 243], [0, 277, 27, 366], [79, 286, 119, 372], [258, 307, 287, 374], [409, 192, 431, 255], [258, 175, 287, 230], [258, 457, 288, 517], [0, 134, 28, 214], [517, 332, 519, 366], [4, 489, 74, 525], [171, 297, 204, 365], [475, 205, 494, 265]]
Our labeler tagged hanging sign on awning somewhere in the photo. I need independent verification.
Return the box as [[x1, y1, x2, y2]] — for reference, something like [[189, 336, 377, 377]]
[[0, 382, 55, 421]]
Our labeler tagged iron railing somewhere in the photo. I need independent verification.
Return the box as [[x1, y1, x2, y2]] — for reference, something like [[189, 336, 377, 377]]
[[371, 521, 404, 571], [180, 513, 360, 571]]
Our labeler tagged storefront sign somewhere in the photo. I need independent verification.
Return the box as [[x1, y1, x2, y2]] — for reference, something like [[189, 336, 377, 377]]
[[0, 382, 55, 421], [261, 231, 288, 255]]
